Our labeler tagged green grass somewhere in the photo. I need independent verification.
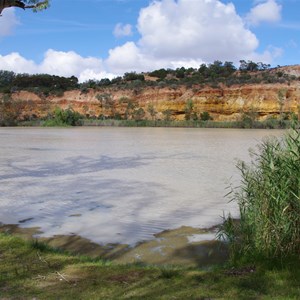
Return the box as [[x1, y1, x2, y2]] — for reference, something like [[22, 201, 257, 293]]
[[13, 116, 297, 129], [82, 118, 294, 129], [1, 233, 299, 299]]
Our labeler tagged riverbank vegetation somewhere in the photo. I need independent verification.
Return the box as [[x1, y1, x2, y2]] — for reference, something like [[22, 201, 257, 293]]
[[81, 117, 297, 129], [0, 232, 299, 299], [42, 107, 83, 127], [219, 126, 300, 265]]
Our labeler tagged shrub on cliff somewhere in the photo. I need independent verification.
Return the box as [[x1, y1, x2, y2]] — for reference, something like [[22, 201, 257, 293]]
[[0, 95, 22, 126], [148, 68, 168, 79], [200, 111, 213, 121], [123, 72, 145, 82], [0, 70, 15, 92], [44, 108, 83, 126]]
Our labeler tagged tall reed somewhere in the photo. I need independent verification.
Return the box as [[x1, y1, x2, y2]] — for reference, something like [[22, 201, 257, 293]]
[[219, 126, 300, 262]]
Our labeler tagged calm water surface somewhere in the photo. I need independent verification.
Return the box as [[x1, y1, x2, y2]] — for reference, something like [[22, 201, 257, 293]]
[[0, 127, 283, 245]]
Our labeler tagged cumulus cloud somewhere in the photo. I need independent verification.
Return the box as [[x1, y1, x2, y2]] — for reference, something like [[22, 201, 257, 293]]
[[0, 0, 283, 81], [78, 70, 116, 83], [249, 46, 283, 63], [138, 0, 258, 60], [0, 50, 113, 82], [0, 8, 19, 37], [113, 23, 133, 38], [105, 42, 151, 74], [106, 42, 206, 75], [39, 49, 104, 77], [0, 52, 37, 73], [246, 0, 282, 26], [106, 0, 260, 74]]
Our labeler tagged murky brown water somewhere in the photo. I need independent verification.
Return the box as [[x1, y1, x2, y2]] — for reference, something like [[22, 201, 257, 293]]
[[0, 127, 284, 247]]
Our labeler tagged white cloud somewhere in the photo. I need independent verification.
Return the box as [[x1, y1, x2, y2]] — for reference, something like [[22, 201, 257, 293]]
[[106, 42, 150, 74], [246, 0, 282, 26], [0, 50, 113, 82], [39, 49, 104, 77], [0, 52, 37, 73], [78, 69, 116, 83], [139, 0, 258, 60], [249, 46, 283, 63], [106, 0, 260, 74], [113, 23, 133, 38], [106, 41, 206, 75], [0, 8, 19, 37], [0, 0, 283, 81]]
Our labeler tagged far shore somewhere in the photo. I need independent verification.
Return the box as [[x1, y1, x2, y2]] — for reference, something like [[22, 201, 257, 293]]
[[16, 117, 295, 129]]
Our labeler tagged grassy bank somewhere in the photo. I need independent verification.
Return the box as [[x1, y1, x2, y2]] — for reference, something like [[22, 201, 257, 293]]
[[81, 118, 293, 129], [15, 109, 296, 129], [1, 233, 299, 299]]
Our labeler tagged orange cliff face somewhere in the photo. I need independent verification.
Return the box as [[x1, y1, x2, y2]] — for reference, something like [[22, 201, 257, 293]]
[[6, 81, 300, 122]]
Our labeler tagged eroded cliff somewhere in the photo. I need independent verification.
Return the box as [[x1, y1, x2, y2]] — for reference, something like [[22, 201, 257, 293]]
[[3, 65, 300, 122], [7, 82, 299, 122]]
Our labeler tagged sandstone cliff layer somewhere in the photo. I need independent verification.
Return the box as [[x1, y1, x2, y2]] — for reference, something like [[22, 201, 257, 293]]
[[9, 81, 300, 122]]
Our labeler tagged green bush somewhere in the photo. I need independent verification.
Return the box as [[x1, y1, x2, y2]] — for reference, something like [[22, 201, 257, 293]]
[[219, 126, 300, 262], [200, 111, 213, 121], [44, 107, 82, 126]]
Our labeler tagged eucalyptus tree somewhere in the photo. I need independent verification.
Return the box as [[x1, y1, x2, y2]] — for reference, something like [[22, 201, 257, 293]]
[[0, 0, 50, 15]]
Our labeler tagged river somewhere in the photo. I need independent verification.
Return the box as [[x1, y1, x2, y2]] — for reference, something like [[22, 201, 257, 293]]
[[0, 127, 284, 245]]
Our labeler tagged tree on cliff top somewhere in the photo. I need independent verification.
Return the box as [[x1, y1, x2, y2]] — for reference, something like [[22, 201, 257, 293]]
[[0, 0, 50, 15]]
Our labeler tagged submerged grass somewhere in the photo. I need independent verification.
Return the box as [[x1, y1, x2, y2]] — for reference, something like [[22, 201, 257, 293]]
[[0, 233, 299, 299]]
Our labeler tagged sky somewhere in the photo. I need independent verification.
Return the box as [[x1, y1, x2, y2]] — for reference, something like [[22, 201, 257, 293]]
[[0, 0, 299, 82]]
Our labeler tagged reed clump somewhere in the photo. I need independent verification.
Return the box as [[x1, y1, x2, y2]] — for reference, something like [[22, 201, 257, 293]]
[[219, 126, 300, 262]]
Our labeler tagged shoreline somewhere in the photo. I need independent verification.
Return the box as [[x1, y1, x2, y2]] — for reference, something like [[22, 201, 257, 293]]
[[0, 223, 228, 267], [1, 229, 299, 299], [15, 117, 295, 129]]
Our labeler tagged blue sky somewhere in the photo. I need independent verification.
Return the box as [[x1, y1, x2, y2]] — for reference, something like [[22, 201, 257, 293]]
[[0, 0, 299, 82]]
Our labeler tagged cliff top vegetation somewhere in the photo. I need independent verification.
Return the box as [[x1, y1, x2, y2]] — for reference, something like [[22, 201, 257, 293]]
[[0, 61, 299, 97]]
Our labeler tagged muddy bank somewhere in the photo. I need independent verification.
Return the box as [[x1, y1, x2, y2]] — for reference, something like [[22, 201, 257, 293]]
[[0, 224, 227, 267]]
